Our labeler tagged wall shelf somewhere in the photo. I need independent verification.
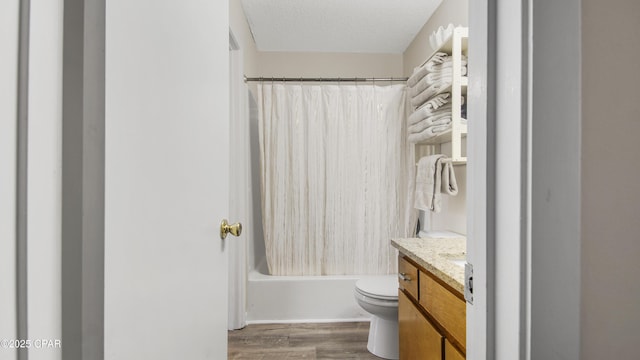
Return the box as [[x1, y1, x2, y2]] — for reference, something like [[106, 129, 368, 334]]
[[413, 27, 468, 165]]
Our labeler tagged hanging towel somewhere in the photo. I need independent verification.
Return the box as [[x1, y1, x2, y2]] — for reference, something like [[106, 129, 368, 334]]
[[414, 155, 446, 212], [441, 160, 459, 196]]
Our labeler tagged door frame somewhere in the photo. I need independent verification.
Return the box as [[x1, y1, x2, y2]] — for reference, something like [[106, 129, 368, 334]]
[[466, 0, 495, 358], [228, 28, 248, 330], [467, 0, 583, 359], [48, 0, 584, 358], [466, 0, 537, 358], [61, 0, 106, 358]]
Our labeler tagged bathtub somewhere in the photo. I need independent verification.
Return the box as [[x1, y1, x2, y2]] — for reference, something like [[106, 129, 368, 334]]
[[246, 259, 373, 324]]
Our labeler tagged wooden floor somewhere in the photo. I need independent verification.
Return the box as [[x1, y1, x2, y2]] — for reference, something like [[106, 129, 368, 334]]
[[228, 322, 382, 360]]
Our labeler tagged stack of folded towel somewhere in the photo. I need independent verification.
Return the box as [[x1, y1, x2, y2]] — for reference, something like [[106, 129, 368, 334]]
[[407, 93, 467, 143], [406, 52, 468, 143]]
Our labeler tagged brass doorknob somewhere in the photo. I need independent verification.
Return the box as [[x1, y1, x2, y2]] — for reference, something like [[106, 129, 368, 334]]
[[220, 219, 242, 240]]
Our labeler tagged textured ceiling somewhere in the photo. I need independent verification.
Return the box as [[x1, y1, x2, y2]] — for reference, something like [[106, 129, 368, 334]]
[[241, 0, 443, 54]]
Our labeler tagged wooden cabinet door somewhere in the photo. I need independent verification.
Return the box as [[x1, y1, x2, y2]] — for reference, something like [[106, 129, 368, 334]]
[[420, 272, 466, 349], [444, 339, 465, 360], [399, 290, 443, 360]]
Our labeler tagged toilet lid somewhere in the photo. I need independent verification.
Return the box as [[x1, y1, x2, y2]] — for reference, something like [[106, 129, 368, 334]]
[[355, 275, 398, 300]]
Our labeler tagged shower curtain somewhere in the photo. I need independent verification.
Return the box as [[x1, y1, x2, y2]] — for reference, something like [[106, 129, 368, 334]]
[[258, 83, 415, 276]]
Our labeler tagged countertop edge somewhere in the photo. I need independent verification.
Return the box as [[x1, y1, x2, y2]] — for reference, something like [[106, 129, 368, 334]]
[[392, 238, 465, 294]]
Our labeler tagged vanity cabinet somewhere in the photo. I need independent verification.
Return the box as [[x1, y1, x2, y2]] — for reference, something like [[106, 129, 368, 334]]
[[398, 255, 466, 360]]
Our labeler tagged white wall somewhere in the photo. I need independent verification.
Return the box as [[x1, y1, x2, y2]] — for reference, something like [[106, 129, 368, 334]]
[[581, 0, 640, 358], [27, 1, 64, 359], [230, 0, 259, 77], [246, 93, 264, 270], [230, 0, 264, 273], [0, 1, 19, 358]]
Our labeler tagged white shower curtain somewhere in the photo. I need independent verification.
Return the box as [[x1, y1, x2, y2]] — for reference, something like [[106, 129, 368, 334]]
[[258, 83, 415, 276]]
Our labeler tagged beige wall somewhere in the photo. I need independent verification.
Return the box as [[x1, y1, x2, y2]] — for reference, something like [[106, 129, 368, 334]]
[[232, 2, 404, 97], [256, 51, 403, 78], [230, 0, 258, 76], [403, 0, 468, 76], [581, 0, 640, 358]]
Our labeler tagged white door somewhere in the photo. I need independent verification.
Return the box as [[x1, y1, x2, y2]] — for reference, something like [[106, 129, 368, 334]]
[[104, 1, 230, 359]]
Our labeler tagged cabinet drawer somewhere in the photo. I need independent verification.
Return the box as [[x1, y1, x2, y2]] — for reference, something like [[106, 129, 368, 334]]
[[398, 256, 419, 300], [419, 271, 466, 349]]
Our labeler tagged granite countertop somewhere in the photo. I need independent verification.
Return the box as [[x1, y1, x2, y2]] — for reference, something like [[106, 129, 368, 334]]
[[391, 236, 466, 294]]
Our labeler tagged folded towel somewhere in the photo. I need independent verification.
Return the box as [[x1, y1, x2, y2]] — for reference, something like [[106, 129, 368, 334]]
[[407, 93, 451, 125], [408, 124, 453, 143], [409, 67, 468, 98], [426, 56, 468, 72], [407, 66, 429, 89], [408, 94, 466, 125], [408, 113, 452, 134], [407, 103, 451, 126], [410, 82, 450, 108], [425, 67, 467, 85], [414, 155, 446, 212], [409, 76, 447, 99], [407, 118, 468, 143], [407, 52, 448, 87]]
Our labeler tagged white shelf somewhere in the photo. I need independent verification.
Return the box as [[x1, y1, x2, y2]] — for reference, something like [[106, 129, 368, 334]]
[[432, 77, 468, 98], [412, 27, 468, 164], [415, 126, 467, 146]]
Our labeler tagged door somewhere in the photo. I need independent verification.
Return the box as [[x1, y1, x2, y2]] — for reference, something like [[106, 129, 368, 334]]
[[398, 291, 443, 360], [104, 0, 230, 358]]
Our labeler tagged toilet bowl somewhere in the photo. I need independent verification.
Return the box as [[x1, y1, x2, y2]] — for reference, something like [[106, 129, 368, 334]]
[[354, 275, 399, 360]]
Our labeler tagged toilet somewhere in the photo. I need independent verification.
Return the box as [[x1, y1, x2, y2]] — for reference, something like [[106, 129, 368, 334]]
[[354, 275, 399, 360]]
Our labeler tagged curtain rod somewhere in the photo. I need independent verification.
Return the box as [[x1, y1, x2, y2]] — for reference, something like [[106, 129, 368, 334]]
[[244, 76, 408, 83]]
